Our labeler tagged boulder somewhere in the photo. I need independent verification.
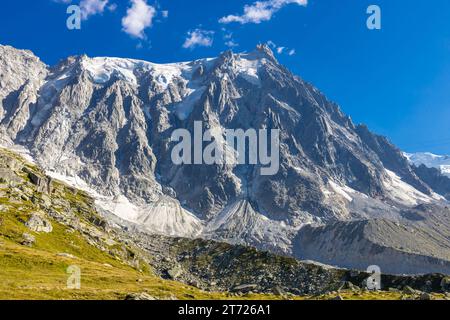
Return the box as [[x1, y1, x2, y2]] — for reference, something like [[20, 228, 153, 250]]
[[21, 233, 35, 247], [403, 286, 417, 295], [25, 214, 53, 233], [339, 281, 360, 292], [22, 167, 53, 194], [231, 284, 258, 293], [125, 293, 157, 300], [419, 292, 432, 301], [272, 285, 285, 296], [440, 277, 450, 292], [167, 265, 183, 280]]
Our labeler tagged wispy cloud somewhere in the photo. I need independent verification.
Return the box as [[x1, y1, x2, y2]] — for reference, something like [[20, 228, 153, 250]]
[[222, 29, 239, 48], [268, 40, 296, 56], [183, 29, 214, 49], [219, 0, 307, 24], [225, 40, 239, 48], [121, 0, 156, 39]]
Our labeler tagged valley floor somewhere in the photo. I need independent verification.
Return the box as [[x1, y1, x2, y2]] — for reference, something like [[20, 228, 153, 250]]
[[1, 237, 448, 300]]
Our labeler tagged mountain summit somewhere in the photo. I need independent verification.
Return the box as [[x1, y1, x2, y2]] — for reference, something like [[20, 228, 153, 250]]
[[1, 44, 450, 274]]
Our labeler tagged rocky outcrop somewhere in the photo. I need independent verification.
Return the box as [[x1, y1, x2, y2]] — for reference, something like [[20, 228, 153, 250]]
[[25, 213, 53, 233], [22, 167, 53, 194]]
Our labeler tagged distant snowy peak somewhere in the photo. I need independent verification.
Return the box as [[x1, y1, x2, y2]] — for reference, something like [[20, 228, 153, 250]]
[[405, 152, 450, 177]]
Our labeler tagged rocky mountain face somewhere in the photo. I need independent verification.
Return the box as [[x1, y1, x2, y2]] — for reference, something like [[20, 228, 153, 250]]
[[1, 147, 450, 298], [1, 44, 450, 274]]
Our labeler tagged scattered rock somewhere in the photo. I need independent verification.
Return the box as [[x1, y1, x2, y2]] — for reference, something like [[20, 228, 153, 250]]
[[403, 286, 417, 295], [162, 186, 177, 198], [0, 168, 21, 185], [125, 293, 157, 300], [25, 214, 53, 233], [419, 292, 432, 301], [329, 295, 344, 300], [21, 233, 35, 247], [167, 265, 183, 280], [272, 286, 285, 296], [440, 277, 450, 292], [339, 281, 360, 292], [231, 284, 258, 293], [56, 253, 77, 259]]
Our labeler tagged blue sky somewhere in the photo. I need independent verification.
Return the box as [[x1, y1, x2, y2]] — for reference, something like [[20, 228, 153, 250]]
[[1, 0, 449, 153]]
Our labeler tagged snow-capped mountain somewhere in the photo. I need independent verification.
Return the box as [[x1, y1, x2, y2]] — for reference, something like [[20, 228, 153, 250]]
[[405, 152, 450, 177], [2, 44, 450, 274]]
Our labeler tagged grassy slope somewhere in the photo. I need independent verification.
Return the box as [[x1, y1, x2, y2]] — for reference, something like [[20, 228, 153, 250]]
[[0, 203, 273, 300]]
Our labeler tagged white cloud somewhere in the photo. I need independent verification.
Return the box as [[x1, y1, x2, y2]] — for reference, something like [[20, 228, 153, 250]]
[[80, 0, 109, 20], [121, 0, 156, 39], [219, 0, 307, 24], [183, 29, 214, 49], [288, 49, 296, 56], [225, 40, 239, 48], [162, 10, 169, 18], [276, 46, 285, 54], [222, 30, 238, 48]]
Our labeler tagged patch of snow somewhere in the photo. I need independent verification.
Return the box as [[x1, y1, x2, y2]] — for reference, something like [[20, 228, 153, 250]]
[[81, 56, 216, 89], [383, 169, 433, 205], [405, 152, 450, 178], [97, 195, 140, 222], [328, 180, 353, 202], [174, 86, 206, 120], [82, 57, 146, 85], [234, 55, 261, 86]]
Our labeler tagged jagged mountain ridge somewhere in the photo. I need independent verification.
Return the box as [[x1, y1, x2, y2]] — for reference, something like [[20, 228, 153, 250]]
[[1, 44, 450, 273]]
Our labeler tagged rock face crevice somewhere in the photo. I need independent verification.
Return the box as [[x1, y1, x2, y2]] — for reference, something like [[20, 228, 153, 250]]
[[1, 44, 450, 274]]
